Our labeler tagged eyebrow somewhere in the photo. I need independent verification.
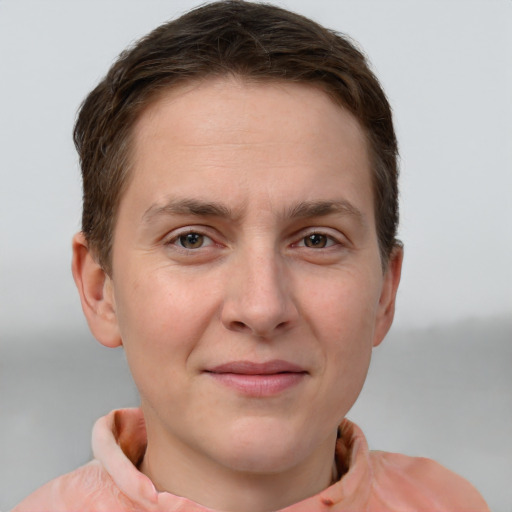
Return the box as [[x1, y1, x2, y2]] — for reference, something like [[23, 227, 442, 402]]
[[286, 200, 366, 225], [142, 198, 236, 223], [142, 197, 365, 225]]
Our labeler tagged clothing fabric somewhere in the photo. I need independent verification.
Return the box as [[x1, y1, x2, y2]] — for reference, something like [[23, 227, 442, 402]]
[[13, 408, 489, 512]]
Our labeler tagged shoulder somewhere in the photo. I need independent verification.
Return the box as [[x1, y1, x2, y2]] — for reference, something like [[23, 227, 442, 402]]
[[11, 461, 137, 512], [368, 450, 489, 511]]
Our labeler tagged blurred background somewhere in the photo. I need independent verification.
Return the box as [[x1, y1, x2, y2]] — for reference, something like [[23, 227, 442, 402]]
[[1, 1, 511, 510]]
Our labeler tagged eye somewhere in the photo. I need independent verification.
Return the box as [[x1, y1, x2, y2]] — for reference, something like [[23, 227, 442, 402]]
[[174, 232, 213, 249], [304, 233, 329, 248], [299, 233, 337, 249]]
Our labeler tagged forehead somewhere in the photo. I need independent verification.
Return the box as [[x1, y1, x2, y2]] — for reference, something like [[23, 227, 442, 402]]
[[123, 77, 373, 221], [134, 77, 367, 151]]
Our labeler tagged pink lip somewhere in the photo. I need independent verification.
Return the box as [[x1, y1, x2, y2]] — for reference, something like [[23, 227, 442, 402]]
[[205, 360, 307, 397]]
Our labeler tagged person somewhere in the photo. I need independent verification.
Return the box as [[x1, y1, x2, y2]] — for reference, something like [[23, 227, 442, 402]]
[[13, 1, 489, 510]]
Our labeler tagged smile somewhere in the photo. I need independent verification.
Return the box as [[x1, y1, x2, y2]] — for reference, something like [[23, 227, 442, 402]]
[[205, 360, 308, 397]]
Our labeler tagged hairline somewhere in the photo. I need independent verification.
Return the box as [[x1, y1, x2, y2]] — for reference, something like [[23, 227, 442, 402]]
[[92, 73, 394, 275]]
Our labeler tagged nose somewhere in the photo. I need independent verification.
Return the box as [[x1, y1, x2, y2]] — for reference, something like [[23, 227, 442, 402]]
[[220, 248, 299, 338]]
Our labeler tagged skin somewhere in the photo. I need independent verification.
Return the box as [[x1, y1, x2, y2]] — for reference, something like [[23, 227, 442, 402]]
[[73, 77, 402, 512]]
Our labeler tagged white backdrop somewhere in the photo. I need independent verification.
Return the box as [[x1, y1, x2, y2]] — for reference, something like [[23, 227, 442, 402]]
[[1, 0, 511, 335], [1, 1, 511, 510]]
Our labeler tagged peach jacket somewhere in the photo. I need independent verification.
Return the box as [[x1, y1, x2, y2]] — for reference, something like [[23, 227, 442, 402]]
[[13, 408, 489, 511]]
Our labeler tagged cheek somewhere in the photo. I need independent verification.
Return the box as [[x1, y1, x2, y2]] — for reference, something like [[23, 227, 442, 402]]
[[300, 266, 381, 400], [113, 274, 201, 412], [303, 265, 381, 340], [117, 265, 209, 329], [113, 268, 216, 377]]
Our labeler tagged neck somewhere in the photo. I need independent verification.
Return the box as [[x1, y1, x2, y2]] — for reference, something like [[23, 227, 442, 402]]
[[140, 417, 338, 512]]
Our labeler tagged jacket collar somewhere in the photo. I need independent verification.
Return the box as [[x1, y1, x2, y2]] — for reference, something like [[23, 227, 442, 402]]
[[92, 408, 372, 510]]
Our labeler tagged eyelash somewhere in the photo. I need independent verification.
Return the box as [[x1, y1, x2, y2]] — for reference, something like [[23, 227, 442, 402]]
[[294, 231, 340, 249], [164, 227, 343, 253], [164, 229, 216, 251]]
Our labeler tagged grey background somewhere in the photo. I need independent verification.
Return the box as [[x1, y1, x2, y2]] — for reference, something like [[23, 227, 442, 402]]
[[2, 319, 511, 510], [1, 1, 511, 510]]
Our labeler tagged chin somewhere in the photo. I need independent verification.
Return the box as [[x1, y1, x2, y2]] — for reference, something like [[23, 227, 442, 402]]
[[220, 444, 300, 475], [211, 417, 316, 474]]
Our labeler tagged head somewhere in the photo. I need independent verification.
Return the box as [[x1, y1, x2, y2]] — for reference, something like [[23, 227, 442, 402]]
[[72, 2, 403, 508], [74, 0, 399, 276]]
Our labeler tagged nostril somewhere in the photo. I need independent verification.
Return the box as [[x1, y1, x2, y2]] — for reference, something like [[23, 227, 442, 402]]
[[228, 319, 290, 337], [231, 321, 247, 332]]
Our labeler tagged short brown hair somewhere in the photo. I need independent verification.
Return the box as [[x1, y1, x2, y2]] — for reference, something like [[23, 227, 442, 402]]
[[74, 0, 399, 275]]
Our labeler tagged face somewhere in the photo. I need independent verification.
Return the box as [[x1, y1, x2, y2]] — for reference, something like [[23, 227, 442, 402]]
[[93, 78, 400, 478]]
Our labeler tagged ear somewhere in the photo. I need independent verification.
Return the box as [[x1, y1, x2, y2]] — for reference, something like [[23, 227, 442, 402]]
[[71, 232, 122, 348], [373, 245, 403, 347]]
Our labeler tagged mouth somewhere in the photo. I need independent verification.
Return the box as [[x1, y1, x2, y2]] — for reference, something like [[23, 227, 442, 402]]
[[204, 360, 308, 397]]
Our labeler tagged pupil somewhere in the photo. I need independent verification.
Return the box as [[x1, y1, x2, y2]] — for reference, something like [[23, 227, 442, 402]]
[[181, 233, 203, 248], [306, 234, 327, 248]]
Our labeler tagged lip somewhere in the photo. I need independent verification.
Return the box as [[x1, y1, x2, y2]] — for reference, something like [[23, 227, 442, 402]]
[[205, 360, 307, 397]]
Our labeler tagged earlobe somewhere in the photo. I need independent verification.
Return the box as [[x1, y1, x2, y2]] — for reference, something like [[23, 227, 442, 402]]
[[373, 245, 403, 347], [71, 232, 122, 348]]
